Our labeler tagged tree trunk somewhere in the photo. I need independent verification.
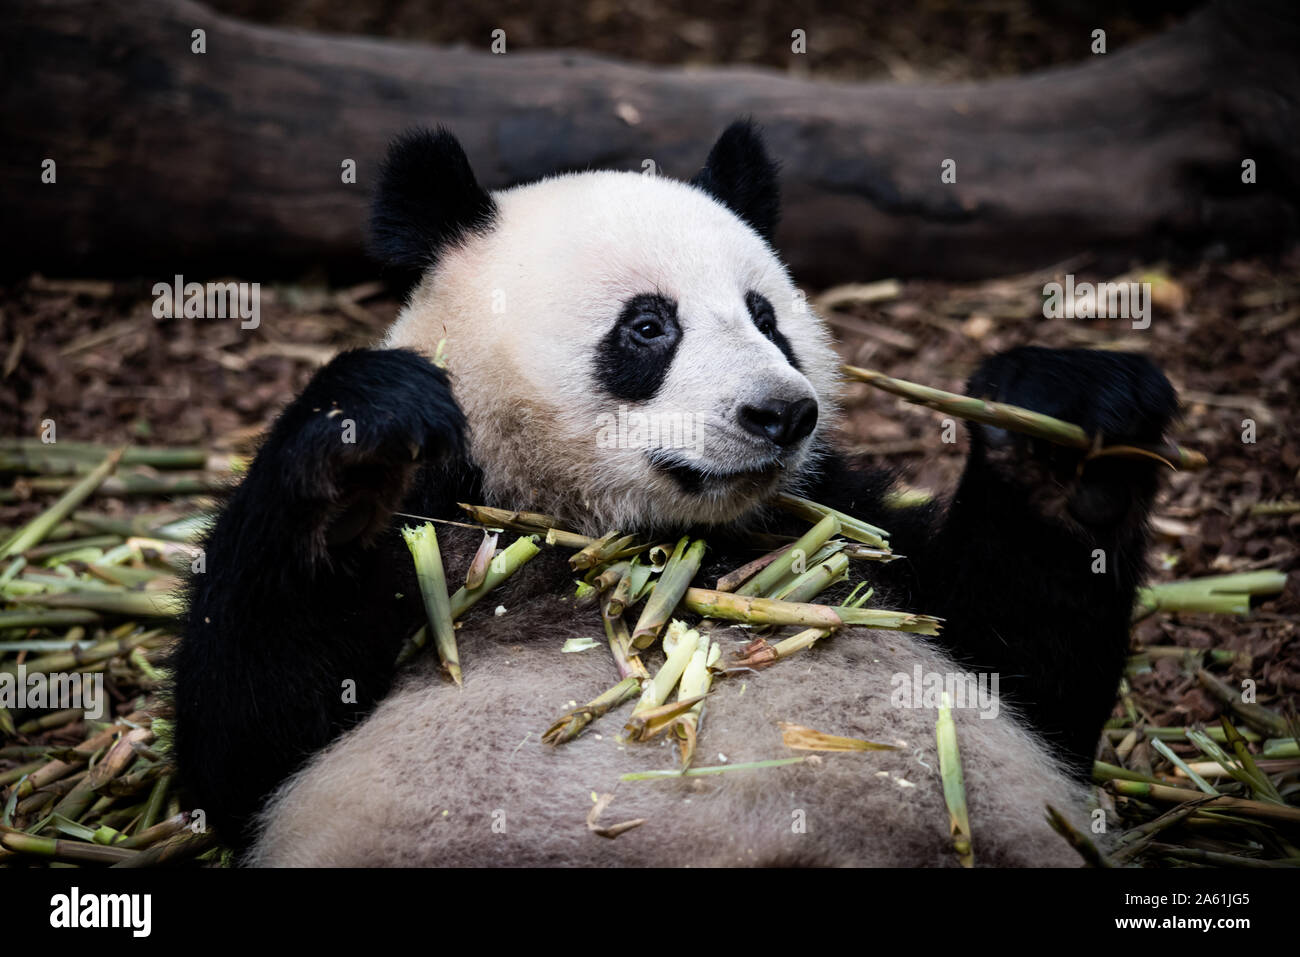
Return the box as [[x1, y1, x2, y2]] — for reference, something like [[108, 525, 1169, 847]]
[[3, 0, 1297, 285]]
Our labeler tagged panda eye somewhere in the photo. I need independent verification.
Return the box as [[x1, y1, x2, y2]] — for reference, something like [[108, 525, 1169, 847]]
[[633, 317, 664, 341]]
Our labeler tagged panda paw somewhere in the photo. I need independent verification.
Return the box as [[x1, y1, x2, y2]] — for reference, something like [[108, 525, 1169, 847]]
[[258, 348, 466, 552], [965, 346, 1177, 527]]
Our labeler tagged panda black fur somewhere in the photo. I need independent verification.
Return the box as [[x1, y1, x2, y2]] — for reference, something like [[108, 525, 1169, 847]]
[[173, 121, 1177, 866]]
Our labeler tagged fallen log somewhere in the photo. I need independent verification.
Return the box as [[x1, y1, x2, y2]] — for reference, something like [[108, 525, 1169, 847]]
[[3, 0, 1297, 284]]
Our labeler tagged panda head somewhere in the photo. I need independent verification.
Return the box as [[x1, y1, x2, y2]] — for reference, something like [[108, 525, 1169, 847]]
[[377, 121, 841, 534]]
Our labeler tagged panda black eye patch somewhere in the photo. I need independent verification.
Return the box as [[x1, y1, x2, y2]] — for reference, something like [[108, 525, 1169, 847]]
[[594, 293, 682, 401], [745, 290, 801, 371]]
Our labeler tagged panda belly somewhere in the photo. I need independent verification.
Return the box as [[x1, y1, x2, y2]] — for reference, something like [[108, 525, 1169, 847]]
[[248, 614, 1088, 867]]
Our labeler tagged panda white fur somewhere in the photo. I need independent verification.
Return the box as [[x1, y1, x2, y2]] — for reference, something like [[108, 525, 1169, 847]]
[[173, 121, 1178, 867]]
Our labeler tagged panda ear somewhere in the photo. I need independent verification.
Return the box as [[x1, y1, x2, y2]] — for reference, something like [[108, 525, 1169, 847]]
[[369, 127, 498, 274], [689, 119, 781, 242]]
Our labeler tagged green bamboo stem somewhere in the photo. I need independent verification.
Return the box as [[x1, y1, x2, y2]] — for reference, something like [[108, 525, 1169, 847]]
[[736, 513, 839, 597], [937, 692, 974, 867], [842, 364, 1207, 470], [1195, 668, 1289, 736], [448, 534, 541, 619], [771, 552, 850, 603], [1107, 779, 1300, 824], [0, 439, 208, 469], [774, 493, 890, 549], [0, 608, 101, 629], [621, 757, 809, 781], [0, 448, 125, 558], [402, 523, 460, 686], [630, 537, 705, 649], [0, 828, 138, 864]]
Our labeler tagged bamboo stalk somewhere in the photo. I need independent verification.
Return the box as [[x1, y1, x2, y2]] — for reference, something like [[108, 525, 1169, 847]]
[[842, 364, 1207, 470], [0, 628, 161, 678], [0, 448, 125, 558], [0, 828, 138, 864], [1219, 716, 1286, 803], [1195, 668, 1289, 737], [13, 590, 183, 618], [0, 608, 101, 629], [0, 439, 209, 469], [683, 588, 844, 629], [117, 812, 190, 850], [1106, 779, 1300, 823], [570, 531, 626, 571]]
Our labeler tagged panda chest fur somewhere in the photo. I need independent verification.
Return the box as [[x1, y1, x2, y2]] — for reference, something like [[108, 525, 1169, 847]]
[[249, 535, 1084, 868]]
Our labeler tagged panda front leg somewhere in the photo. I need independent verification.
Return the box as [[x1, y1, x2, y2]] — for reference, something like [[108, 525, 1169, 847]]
[[172, 348, 465, 850], [902, 346, 1178, 774]]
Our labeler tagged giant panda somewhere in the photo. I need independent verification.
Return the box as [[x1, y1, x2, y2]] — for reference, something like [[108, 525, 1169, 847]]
[[173, 120, 1178, 867]]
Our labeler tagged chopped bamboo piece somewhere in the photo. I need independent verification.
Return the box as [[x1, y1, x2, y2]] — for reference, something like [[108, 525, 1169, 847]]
[[1219, 716, 1286, 803], [402, 523, 461, 686], [772, 552, 849, 603], [1133, 570, 1286, 620], [448, 534, 541, 619], [543, 675, 643, 744], [937, 692, 974, 867], [1045, 804, 1112, 867], [601, 593, 648, 680], [683, 588, 844, 629], [715, 543, 792, 592], [605, 559, 641, 619], [736, 513, 839, 597], [630, 538, 705, 648], [670, 639, 720, 765], [774, 493, 890, 549], [626, 621, 700, 734]]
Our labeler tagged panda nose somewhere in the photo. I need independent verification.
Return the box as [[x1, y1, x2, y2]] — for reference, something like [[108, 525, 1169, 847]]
[[737, 397, 819, 448]]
